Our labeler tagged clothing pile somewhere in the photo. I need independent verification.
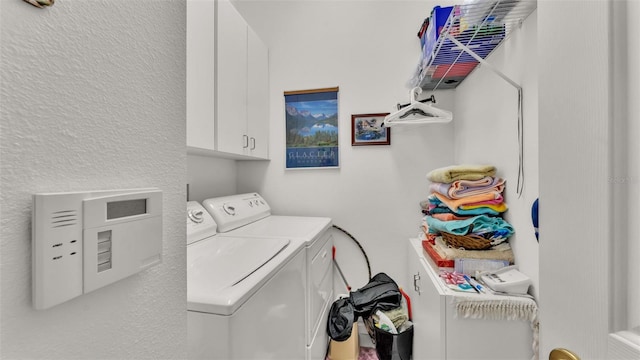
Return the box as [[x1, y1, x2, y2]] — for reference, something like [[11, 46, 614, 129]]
[[327, 273, 413, 360], [421, 164, 515, 249]]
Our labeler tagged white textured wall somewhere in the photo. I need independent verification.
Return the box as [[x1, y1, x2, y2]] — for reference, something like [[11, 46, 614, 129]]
[[452, 11, 539, 298], [0, 1, 187, 359], [625, 0, 640, 333], [233, 0, 456, 291], [538, 1, 611, 357], [187, 154, 237, 203]]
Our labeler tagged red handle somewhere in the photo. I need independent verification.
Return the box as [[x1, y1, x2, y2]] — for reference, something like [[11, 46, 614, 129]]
[[399, 287, 412, 321]]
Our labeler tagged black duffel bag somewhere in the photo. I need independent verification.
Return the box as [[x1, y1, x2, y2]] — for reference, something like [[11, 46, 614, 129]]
[[350, 273, 402, 319], [327, 273, 402, 341]]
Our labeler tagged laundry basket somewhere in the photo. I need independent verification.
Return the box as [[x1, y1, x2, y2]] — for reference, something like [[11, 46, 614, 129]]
[[363, 288, 413, 360], [364, 317, 413, 360]]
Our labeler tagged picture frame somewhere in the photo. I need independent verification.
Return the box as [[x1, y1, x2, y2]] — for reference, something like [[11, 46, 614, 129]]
[[284, 87, 340, 169], [351, 113, 391, 146]]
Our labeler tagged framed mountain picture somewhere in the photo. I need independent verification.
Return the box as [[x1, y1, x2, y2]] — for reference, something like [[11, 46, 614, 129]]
[[351, 113, 390, 146], [284, 87, 339, 169]]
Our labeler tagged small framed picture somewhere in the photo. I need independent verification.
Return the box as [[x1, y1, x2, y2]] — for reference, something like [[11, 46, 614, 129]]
[[351, 113, 390, 146]]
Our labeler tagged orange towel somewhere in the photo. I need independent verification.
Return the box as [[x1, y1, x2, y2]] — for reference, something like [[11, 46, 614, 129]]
[[459, 202, 508, 212], [433, 192, 500, 211]]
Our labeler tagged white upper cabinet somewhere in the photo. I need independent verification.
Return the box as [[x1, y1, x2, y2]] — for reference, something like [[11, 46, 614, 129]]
[[187, 0, 270, 160], [247, 26, 269, 159], [186, 0, 216, 151], [216, 0, 249, 156]]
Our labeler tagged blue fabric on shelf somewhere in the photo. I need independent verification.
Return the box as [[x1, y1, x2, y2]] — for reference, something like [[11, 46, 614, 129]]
[[531, 198, 539, 241]]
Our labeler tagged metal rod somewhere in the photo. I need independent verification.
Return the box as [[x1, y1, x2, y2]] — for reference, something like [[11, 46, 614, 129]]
[[332, 246, 351, 291], [397, 94, 436, 110], [445, 34, 522, 91]]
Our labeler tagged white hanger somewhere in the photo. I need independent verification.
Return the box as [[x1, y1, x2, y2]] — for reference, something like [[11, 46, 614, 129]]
[[383, 87, 453, 126]]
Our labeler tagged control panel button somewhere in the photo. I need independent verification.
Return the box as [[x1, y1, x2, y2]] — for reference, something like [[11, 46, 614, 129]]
[[223, 203, 236, 216], [188, 209, 204, 223]]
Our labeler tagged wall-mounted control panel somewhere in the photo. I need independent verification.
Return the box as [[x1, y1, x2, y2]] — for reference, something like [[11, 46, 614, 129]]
[[32, 188, 163, 310]]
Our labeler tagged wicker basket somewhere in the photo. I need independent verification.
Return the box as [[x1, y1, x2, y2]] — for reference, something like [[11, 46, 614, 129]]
[[441, 231, 492, 250]]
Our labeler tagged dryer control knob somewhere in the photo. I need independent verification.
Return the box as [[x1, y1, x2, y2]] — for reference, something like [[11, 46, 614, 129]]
[[223, 203, 236, 216], [188, 209, 204, 223]]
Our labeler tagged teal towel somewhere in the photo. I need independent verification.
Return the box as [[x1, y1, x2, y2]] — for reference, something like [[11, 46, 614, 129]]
[[425, 215, 514, 238]]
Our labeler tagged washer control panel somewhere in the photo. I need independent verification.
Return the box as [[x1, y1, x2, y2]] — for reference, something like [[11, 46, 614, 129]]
[[202, 193, 271, 233]]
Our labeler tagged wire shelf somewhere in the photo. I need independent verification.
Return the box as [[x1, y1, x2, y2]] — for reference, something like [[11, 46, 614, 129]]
[[412, 0, 537, 90]]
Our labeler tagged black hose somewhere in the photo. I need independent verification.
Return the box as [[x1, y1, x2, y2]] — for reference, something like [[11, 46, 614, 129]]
[[332, 224, 372, 281]]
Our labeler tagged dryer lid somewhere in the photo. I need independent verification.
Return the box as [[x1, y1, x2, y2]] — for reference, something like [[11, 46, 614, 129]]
[[187, 235, 290, 315], [224, 215, 332, 243]]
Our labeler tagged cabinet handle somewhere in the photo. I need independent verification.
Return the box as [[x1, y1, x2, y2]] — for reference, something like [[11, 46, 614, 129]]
[[243, 135, 249, 148], [250, 137, 256, 150], [414, 272, 421, 294]]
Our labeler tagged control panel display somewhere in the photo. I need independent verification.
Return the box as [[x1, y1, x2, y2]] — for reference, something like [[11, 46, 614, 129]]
[[107, 199, 147, 220]]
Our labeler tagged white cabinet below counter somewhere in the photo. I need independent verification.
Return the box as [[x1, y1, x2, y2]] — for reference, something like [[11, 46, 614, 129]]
[[186, 0, 269, 160], [406, 238, 535, 360]]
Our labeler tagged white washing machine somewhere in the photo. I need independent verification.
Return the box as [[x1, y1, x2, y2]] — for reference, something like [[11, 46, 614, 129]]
[[202, 193, 334, 360], [187, 201, 307, 360]]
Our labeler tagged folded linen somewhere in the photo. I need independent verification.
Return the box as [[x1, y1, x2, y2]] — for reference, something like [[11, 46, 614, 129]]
[[429, 182, 453, 197], [426, 195, 501, 216], [425, 214, 515, 239], [425, 207, 501, 217], [433, 192, 501, 211], [455, 207, 501, 216], [430, 213, 473, 221], [427, 164, 496, 183], [460, 202, 508, 213], [448, 177, 505, 199], [457, 194, 504, 206]]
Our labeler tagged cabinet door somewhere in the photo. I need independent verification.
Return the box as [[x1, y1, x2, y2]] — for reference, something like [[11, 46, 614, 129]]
[[406, 243, 429, 360], [186, 0, 215, 151], [407, 240, 446, 360], [217, 0, 248, 155], [246, 26, 269, 159]]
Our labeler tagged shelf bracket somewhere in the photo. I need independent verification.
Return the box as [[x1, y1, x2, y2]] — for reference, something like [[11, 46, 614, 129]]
[[445, 34, 525, 197], [445, 34, 521, 92]]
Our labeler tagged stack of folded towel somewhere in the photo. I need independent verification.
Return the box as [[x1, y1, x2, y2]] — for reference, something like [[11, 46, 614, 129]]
[[421, 164, 515, 248]]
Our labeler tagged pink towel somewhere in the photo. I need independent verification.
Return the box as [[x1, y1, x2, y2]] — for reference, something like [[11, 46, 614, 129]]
[[429, 182, 452, 197], [430, 213, 473, 221], [458, 194, 504, 206], [448, 177, 505, 199]]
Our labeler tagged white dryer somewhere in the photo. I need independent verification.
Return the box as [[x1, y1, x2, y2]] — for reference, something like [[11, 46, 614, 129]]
[[203, 193, 334, 360], [187, 201, 306, 360]]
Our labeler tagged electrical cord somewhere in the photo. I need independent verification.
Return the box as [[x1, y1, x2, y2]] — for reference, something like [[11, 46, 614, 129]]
[[332, 224, 372, 281], [517, 87, 524, 197]]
